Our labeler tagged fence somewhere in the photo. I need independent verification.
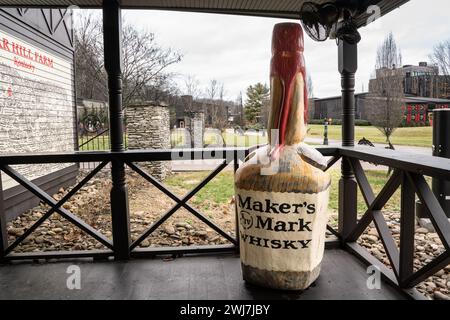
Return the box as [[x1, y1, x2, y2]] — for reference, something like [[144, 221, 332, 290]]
[[0, 145, 449, 299]]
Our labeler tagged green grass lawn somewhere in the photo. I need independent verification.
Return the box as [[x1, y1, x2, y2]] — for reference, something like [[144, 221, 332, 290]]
[[308, 125, 432, 147], [79, 134, 128, 151], [205, 132, 268, 147], [82, 125, 432, 150], [79, 135, 111, 151], [204, 125, 432, 148], [165, 169, 405, 217]]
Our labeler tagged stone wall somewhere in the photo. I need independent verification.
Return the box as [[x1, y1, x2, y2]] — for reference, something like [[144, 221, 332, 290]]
[[126, 103, 171, 181], [185, 112, 205, 148]]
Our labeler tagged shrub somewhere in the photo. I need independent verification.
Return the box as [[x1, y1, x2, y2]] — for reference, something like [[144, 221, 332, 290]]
[[308, 119, 371, 126], [247, 123, 265, 130], [355, 120, 371, 126]]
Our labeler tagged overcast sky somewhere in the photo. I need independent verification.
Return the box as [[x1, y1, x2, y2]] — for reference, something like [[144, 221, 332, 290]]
[[122, 0, 450, 101]]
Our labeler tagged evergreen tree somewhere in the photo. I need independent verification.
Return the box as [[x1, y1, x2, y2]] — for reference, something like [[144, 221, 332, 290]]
[[244, 83, 269, 125]]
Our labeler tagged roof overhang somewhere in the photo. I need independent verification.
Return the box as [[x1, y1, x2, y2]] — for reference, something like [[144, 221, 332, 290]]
[[0, 0, 410, 28]]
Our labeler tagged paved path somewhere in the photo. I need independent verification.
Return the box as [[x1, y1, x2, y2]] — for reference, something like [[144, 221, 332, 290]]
[[305, 137, 431, 155], [171, 139, 432, 172]]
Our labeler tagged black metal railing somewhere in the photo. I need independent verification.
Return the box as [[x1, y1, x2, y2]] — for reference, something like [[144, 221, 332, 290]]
[[78, 129, 111, 151], [333, 146, 450, 299], [0, 147, 257, 261], [0, 145, 448, 299]]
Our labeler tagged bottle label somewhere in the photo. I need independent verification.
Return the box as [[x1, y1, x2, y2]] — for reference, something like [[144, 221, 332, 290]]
[[236, 187, 330, 272]]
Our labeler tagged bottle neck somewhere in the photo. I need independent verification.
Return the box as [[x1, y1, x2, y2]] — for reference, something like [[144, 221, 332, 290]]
[[268, 52, 308, 148]]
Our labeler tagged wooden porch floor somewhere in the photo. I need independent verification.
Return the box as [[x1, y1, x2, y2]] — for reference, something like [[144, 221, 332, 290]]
[[0, 249, 405, 300]]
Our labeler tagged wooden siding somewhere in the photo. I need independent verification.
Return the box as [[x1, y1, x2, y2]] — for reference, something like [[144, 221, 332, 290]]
[[0, 8, 77, 220]]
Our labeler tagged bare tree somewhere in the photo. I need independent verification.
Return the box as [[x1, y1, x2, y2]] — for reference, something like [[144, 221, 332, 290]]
[[183, 74, 202, 99], [121, 24, 181, 106], [206, 79, 219, 101], [307, 73, 314, 98], [74, 12, 181, 107], [213, 83, 229, 145], [74, 12, 106, 101], [144, 78, 180, 105], [430, 39, 450, 82], [235, 92, 244, 127], [366, 32, 404, 148], [204, 80, 229, 145], [306, 73, 315, 122], [376, 32, 402, 70], [180, 75, 205, 148]]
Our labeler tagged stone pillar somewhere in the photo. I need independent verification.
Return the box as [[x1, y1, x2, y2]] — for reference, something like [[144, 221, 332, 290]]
[[126, 103, 171, 181], [185, 112, 205, 148]]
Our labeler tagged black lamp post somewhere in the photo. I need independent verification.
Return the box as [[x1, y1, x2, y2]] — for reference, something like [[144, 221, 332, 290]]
[[323, 118, 330, 145]]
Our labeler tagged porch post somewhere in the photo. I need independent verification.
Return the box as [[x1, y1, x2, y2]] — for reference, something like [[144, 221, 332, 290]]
[[0, 176, 7, 260], [103, 0, 131, 260], [338, 39, 358, 240]]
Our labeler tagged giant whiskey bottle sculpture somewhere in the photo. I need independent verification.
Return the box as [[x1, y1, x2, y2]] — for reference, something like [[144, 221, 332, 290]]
[[235, 23, 331, 290]]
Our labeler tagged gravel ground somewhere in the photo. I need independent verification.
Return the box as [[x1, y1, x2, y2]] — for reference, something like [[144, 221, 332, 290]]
[[357, 217, 450, 300], [5, 171, 450, 300]]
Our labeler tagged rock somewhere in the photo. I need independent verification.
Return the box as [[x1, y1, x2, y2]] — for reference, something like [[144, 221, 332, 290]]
[[195, 231, 208, 238], [447, 281, 450, 289], [435, 270, 445, 277], [370, 248, 384, 260], [134, 211, 146, 217], [429, 243, 439, 251], [416, 245, 425, 252], [53, 228, 63, 234], [436, 280, 447, 289], [434, 292, 450, 300], [32, 212, 43, 219], [34, 236, 44, 244], [210, 236, 220, 243], [368, 229, 379, 237], [21, 237, 32, 245], [8, 227, 24, 237], [416, 228, 429, 234], [163, 225, 176, 235], [175, 222, 193, 230], [426, 281, 437, 290], [363, 235, 378, 244], [140, 239, 151, 247]]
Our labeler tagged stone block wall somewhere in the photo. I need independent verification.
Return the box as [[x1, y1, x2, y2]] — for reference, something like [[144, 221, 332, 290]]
[[126, 103, 171, 181], [185, 112, 205, 148]]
